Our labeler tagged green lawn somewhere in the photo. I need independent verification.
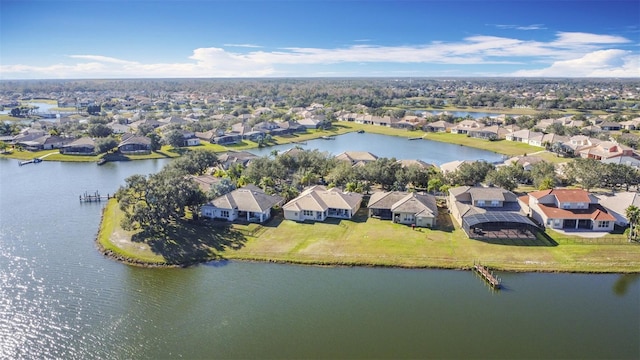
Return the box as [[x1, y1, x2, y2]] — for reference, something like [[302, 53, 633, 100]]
[[23, 99, 58, 105], [97, 200, 167, 265], [101, 202, 640, 272], [0, 148, 180, 162]]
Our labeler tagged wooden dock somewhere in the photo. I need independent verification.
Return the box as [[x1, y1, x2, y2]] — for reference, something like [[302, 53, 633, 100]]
[[19, 158, 43, 166], [473, 263, 501, 289], [79, 191, 113, 203]]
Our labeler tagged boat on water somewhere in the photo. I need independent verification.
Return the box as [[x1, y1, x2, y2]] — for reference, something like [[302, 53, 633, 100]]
[[97, 158, 107, 165], [321, 136, 336, 140], [357, 129, 365, 133]]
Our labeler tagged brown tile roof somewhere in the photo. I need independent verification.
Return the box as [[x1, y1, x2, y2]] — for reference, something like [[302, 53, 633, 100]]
[[535, 203, 615, 221], [529, 189, 591, 203], [518, 194, 529, 206]]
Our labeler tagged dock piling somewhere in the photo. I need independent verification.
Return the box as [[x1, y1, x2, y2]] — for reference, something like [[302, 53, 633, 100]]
[[473, 262, 501, 289]]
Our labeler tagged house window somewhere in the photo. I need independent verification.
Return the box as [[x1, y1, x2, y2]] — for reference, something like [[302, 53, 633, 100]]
[[562, 203, 571, 209], [598, 221, 610, 228], [477, 200, 485, 206], [221, 210, 229, 218], [554, 219, 560, 226], [303, 210, 313, 217], [490, 200, 500, 207], [578, 202, 586, 208]]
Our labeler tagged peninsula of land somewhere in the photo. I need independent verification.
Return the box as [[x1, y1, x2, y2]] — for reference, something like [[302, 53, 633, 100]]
[[97, 197, 640, 273]]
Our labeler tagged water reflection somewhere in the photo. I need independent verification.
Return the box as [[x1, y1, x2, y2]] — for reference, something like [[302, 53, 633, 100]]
[[613, 274, 640, 296]]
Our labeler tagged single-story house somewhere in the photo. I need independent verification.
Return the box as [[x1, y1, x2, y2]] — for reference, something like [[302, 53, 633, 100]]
[[424, 120, 453, 133], [520, 188, 615, 232], [448, 186, 538, 239], [201, 185, 284, 223], [450, 120, 483, 135], [396, 159, 436, 170], [468, 125, 504, 140], [60, 137, 96, 155], [297, 118, 325, 129], [505, 129, 541, 143], [335, 151, 378, 166], [242, 130, 266, 141], [391, 120, 418, 130], [213, 134, 242, 145], [118, 134, 151, 154], [217, 151, 257, 169], [17, 135, 71, 151], [599, 121, 621, 131], [594, 192, 640, 227], [620, 118, 640, 130], [278, 120, 306, 133], [189, 174, 223, 193], [283, 185, 363, 222], [368, 191, 438, 227]]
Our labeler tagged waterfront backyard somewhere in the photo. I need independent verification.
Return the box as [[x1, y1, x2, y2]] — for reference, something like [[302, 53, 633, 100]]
[[100, 200, 640, 273]]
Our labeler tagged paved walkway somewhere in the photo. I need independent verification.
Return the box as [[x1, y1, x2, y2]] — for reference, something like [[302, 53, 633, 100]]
[[551, 229, 612, 238], [38, 151, 58, 159]]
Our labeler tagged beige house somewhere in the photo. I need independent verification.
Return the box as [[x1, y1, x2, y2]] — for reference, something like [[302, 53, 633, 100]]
[[335, 151, 378, 166], [283, 186, 363, 222], [201, 185, 284, 223], [368, 191, 438, 227]]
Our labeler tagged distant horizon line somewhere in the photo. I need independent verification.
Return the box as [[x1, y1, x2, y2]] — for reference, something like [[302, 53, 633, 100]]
[[1, 76, 639, 82]]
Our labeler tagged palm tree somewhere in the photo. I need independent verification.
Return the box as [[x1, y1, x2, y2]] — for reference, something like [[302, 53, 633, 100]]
[[625, 205, 640, 242]]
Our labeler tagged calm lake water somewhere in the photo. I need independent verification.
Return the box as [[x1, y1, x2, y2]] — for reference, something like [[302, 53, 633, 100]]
[[416, 110, 503, 118], [0, 102, 64, 115], [0, 135, 638, 359], [249, 132, 505, 165]]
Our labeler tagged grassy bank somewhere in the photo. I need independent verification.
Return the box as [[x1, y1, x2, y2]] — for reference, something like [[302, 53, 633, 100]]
[[99, 201, 640, 273], [337, 122, 545, 157], [1, 121, 563, 162]]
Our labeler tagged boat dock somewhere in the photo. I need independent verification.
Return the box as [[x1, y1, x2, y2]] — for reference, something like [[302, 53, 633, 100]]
[[19, 158, 43, 166], [473, 262, 501, 289], [79, 191, 113, 203]]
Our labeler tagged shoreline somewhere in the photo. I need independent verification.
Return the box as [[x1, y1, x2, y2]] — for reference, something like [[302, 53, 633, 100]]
[[96, 200, 640, 274], [96, 242, 640, 274]]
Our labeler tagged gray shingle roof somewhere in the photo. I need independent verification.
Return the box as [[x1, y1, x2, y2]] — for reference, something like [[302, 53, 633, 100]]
[[208, 186, 283, 212]]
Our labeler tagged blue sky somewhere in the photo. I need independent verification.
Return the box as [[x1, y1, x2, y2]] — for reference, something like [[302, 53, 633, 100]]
[[1, 0, 639, 79]]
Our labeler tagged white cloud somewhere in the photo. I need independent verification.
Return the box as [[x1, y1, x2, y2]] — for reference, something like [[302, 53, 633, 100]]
[[511, 49, 640, 77], [552, 32, 631, 46], [493, 24, 546, 31], [1, 31, 637, 79], [222, 43, 263, 48], [68, 55, 137, 64]]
